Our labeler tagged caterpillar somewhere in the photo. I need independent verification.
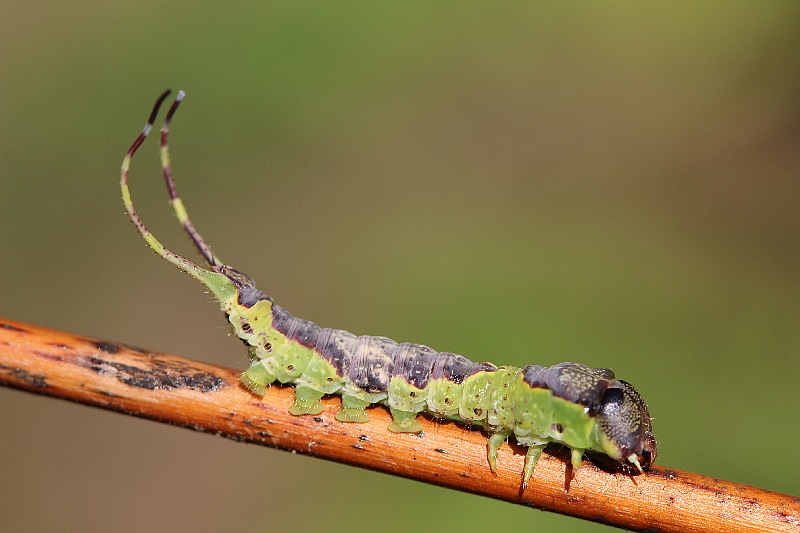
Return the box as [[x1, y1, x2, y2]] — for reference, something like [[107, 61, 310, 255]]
[[120, 90, 657, 487]]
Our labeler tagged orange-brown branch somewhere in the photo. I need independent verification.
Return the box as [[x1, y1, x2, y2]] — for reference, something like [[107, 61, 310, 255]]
[[1, 317, 797, 532]]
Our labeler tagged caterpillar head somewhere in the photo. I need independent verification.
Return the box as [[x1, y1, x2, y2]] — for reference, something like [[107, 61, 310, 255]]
[[596, 380, 657, 473]]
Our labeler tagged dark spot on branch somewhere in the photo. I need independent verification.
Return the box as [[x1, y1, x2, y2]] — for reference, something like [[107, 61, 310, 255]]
[[119, 342, 149, 354], [47, 342, 70, 350], [313, 417, 324, 423], [351, 444, 364, 450], [0, 323, 28, 333], [435, 448, 448, 454], [34, 351, 65, 363], [11, 368, 48, 388], [359, 435, 369, 442], [81, 356, 224, 392], [92, 341, 120, 354]]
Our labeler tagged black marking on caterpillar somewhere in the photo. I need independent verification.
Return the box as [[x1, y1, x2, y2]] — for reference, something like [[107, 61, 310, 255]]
[[119, 90, 657, 488]]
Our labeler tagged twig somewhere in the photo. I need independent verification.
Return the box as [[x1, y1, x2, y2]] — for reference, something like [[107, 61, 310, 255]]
[[1, 317, 797, 532]]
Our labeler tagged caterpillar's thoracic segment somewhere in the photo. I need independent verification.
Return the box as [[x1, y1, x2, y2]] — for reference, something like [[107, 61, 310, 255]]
[[120, 90, 657, 487]]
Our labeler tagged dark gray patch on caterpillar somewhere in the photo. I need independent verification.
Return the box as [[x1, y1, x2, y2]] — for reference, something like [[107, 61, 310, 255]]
[[523, 362, 615, 415], [271, 305, 294, 337], [392, 343, 438, 389], [316, 328, 358, 376], [288, 318, 321, 349], [432, 352, 496, 384], [349, 336, 397, 393]]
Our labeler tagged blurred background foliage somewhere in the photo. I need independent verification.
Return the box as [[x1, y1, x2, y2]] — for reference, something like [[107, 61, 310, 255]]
[[1, 2, 798, 531]]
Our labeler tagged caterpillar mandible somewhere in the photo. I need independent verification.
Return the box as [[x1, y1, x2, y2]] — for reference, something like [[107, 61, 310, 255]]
[[120, 90, 657, 487]]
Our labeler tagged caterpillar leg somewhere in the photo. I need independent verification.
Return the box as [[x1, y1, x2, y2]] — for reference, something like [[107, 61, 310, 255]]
[[522, 443, 546, 488], [290, 386, 325, 415], [487, 432, 510, 473], [570, 447, 585, 473], [387, 408, 422, 433], [241, 360, 275, 396], [335, 395, 371, 423]]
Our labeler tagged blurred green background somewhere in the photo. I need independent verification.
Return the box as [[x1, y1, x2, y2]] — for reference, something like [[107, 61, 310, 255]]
[[1, 2, 798, 531]]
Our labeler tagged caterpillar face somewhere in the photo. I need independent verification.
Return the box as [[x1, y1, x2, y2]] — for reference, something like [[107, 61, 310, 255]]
[[595, 381, 657, 473]]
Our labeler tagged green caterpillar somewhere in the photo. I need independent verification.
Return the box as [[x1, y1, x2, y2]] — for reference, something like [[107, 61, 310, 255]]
[[120, 90, 657, 487]]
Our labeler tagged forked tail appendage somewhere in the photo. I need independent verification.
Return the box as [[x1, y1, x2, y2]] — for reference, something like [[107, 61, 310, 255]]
[[119, 89, 236, 303]]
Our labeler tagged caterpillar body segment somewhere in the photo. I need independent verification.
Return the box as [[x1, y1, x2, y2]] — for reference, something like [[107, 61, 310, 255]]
[[120, 91, 657, 487]]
